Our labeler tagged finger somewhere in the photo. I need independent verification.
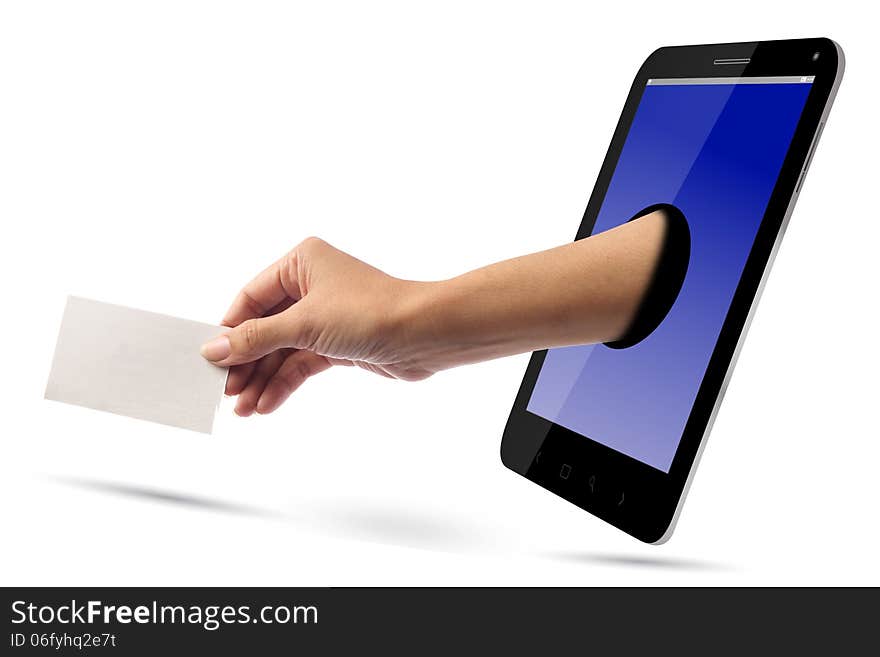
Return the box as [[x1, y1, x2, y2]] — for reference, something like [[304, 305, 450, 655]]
[[222, 298, 294, 330], [222, 253, 303, 328], [222, 299, 294, 394], [256, 351, 333, 414], [225, 362, 256, 396], [234, 351, 288, 417], [202, 306, 309, 367], [222, 301, 295, 393], [265, 298, 295, 317]]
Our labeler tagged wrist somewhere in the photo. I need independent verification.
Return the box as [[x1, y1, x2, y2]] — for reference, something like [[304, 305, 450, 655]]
[[396, 272, 518, 371], [386, 277, 463, 372]]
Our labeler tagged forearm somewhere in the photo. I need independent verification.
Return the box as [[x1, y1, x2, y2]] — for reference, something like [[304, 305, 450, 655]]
[[405, 210, 668, 370], [203, 212, 673, 411]]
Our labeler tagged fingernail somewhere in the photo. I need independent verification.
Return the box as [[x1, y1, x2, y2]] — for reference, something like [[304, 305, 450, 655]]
[[200, 335, 231, 361]]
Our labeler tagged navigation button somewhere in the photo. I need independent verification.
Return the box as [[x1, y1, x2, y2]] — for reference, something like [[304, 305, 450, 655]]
[[588, 474, 596, 493], [617, 491, 625, 507], [559, 464, 572, 480]]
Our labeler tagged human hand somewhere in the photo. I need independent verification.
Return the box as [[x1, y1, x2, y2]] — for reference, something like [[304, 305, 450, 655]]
[[201, 237, 436, 416]]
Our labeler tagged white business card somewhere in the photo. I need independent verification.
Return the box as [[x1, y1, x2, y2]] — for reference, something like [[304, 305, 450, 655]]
[[45, 296, 228, 434]]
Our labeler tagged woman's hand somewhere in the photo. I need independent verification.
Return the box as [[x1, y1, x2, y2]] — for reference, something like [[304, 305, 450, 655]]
[[200, 237, 436, 416]]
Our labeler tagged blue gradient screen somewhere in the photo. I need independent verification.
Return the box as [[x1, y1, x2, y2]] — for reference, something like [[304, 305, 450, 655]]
[[526, 78, 812, 472]]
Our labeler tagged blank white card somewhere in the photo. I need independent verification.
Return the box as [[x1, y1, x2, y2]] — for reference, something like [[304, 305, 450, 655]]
[[45, 296, 228, 434]]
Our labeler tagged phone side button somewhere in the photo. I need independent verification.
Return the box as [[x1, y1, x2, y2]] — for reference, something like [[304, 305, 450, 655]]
[[796, 121, 824, 194]]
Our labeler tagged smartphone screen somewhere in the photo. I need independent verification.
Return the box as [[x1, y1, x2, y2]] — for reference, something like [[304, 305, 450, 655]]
[[526, 76, 813, 472]]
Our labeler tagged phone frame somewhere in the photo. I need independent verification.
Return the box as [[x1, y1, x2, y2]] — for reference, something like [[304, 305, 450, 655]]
[[500, 37, 844, 544]]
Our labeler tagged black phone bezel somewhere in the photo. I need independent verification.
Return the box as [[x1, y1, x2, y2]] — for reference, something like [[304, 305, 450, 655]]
[[500, 38, 842, 543]]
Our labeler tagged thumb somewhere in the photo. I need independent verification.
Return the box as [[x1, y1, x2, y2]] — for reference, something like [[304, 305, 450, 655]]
[[200, 306, 308, 367]]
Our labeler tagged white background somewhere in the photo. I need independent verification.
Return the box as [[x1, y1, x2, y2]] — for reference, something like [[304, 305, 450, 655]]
[[1, 1, 877, 586]]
